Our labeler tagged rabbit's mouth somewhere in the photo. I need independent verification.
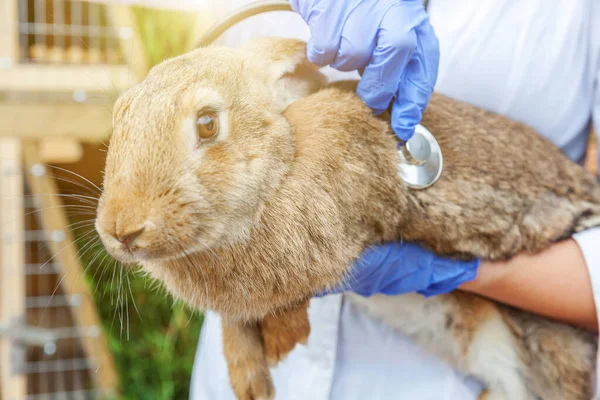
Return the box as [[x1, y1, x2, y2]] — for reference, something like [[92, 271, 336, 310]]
[[94, 192, 219, 265], [95, 221, 214, 268], [100, 244, 140, 265], [101, 241, 183, 265], [94, 221, 167, 264], [110, 236, 212, 265]]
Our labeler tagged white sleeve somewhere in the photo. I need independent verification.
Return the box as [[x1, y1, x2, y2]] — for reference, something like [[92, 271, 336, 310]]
[[572, 227, 600, 320], [596, 68, 600, 177], [572, 34, 600, 325], [572, 227, 600, 399], [572, 54, 600, 398]]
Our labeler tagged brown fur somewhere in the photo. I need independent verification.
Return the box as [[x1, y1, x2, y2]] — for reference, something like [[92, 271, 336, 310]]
[[261, 299, 310, 366], [96, 37, 600, 399]]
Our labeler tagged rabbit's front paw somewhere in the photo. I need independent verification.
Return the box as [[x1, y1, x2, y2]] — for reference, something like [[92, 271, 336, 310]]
[[228, 362, 274, 400], [222, 319, 275, 400], [262, 301, 310, 366]]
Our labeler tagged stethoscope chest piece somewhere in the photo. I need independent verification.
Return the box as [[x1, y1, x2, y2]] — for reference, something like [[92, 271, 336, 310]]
[[397, 124, 443, 189]]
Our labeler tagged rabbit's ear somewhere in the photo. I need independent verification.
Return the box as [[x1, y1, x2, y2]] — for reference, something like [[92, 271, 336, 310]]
[[243, 38, 327, 108]]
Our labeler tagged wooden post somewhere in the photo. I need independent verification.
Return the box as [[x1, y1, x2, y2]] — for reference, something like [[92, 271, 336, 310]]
[[0, 138, 26, 400], [0, 0, 18, 66], [22, 141, 120, 398]]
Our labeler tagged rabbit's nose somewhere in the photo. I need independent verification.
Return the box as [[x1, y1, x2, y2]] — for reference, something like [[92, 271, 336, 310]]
[[117, 227, 145, 247]]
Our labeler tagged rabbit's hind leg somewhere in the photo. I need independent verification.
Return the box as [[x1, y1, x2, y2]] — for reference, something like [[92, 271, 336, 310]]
[[347, 292, 534, 400], [478, 390, 507, 400], [465, 302, 532, 400], [261, 300, 311, 366]]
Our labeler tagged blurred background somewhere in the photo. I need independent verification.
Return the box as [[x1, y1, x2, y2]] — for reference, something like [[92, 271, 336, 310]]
[[0, 1, 596, 400]]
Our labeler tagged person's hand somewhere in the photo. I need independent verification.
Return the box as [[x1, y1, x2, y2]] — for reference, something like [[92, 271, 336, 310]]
[[317, 242, 480, 298], [290, 0, 440, 141]]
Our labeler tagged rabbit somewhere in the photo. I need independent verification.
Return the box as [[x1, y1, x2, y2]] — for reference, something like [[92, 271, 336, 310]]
[[94, 36, 600, 400]]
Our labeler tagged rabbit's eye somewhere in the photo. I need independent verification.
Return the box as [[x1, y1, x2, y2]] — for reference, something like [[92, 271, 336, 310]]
[[196, 112, 219, 141]]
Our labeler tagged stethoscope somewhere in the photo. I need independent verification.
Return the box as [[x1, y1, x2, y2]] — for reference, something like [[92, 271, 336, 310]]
[[195, 0, 443, 190]]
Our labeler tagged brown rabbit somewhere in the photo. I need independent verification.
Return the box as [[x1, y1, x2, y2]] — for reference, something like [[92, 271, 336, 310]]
[[95, 37, 600, 400]]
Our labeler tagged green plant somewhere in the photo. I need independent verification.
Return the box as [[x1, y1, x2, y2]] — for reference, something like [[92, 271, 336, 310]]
[[129, 5, 206, 75]]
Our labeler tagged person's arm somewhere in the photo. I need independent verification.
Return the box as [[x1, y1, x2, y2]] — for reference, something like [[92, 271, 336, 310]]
[[459, 238, 598, 332], [461, 62, 600, 333]]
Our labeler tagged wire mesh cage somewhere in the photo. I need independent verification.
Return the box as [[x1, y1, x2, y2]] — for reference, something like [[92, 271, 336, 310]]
[[17, 0, 127, 65], [0, 142, 119, 400], [0, 0, 139, 98], [21, 178, 98, 400]]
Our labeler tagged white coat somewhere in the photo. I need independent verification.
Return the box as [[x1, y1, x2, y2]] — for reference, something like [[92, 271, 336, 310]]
[[190, 1, 600, 398]]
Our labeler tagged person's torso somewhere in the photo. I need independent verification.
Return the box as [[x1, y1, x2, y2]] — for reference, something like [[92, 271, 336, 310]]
[[430, 0, 599, 164], [191, 1, 600, 399]]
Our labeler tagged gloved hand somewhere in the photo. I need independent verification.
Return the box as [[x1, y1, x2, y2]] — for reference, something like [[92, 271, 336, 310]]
[[317, 242, 480, 298], [290, 0, 440, 141]]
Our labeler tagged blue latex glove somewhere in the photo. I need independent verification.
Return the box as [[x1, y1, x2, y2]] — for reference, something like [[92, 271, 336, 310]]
[[290, 0, 440, 140], [317, 242, 480, 298]]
